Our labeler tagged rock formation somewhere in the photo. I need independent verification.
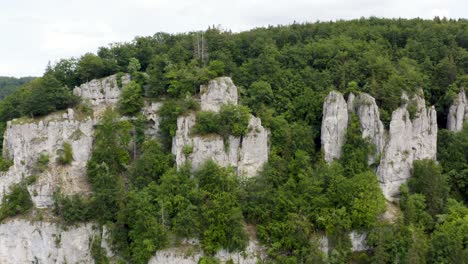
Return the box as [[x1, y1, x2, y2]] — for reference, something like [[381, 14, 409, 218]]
[[148, 238, 265, 264], [143, 102, 163, 138], [355, 93, 385, 164], [73, 74, 130, 106], [321, 91, 438, 201], [447, 88, 467, 132], [172, 77, 268, 177], [200, 77, 238, 112], [0, 219, 96, 264], [377, 93, 437, 200], [0, 109, 94, 208], [321, 91, 348, 163]]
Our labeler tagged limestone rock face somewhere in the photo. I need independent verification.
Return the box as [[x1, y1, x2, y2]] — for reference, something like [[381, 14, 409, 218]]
[[73, 74, 130, 106], [172, 114, 268, 177], [200, 77, 238, 111], [320, 91, 438, 201], [349, 231, 369, 252], [321, 91, 348, 163], [148, 238, 265, 264], [0, 109, 94, 208], [143, 102, 163, 138], [447, 89, 467, 132], [377, 94, 437, 200], [0, 219, 95, 264], [172, 77, 268, 177], [355, 93, 385, 163]]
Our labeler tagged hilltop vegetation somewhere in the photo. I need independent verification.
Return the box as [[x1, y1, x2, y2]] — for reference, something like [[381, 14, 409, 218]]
[[0, 76, 35, 99], [0, 17, 467, 263]]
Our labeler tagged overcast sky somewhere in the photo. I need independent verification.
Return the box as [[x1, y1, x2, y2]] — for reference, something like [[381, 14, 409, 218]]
[[0, 0, 466, 77]]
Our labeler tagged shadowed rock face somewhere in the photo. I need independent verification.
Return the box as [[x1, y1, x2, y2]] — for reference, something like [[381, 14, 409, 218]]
[[172, 77, 268, 177], [321, 91, 437, 201], [321, 91, 348, 163], [447, 88, 467, 132]]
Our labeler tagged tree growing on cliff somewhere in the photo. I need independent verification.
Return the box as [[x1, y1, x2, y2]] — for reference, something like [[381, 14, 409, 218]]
[[118, 81, 144, 115]]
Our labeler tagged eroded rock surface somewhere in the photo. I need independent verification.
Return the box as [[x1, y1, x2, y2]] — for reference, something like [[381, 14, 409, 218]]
[[0, 219, 95, 264], [377, 93, 437, 200], [355, 93, 385, 164], [447, 88, 467, 132], [0, 109, 94, 208], [73, 74, 130, 106], [172, 77, 268, 177], [200, 77, 238, 112], [148, 238, 265, 264], [321, 91, 348, 163], [321, 91, 438, 201], [143, 102, 163, 138]]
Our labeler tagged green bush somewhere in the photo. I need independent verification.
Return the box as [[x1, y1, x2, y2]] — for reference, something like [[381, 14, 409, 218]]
[[0, 157, 13, 171], [53, 192, 92, 224], [91, 235, 110, 264], [218, 104, 251, 137], [58, 142, 73, 165], [0, 182, 33, 221], [193, 104, 251, 138], [193, 111, 221, 134], [118, 81, 144, 115], [36, 153, 50, 172]]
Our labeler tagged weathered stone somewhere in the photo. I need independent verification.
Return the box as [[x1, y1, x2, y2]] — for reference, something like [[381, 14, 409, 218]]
[[447, 88, 467, 132], [73, 74, 130, 106], [349, 231, 369, 252], [377, 93, 437, 200], [355, 93, 385, 164], [142, 102, 163, 138], [321, 91, 348, 163], [172, 77, 268, 177], [0, 110, 94, 208], [148, 238, 265, 264], [200, 77, 238, 112], [0, 219, 95, 264]]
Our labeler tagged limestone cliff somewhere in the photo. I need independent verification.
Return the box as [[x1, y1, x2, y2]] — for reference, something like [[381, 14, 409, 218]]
[[321, 91, 348, 163], [377, 93, 437, 200], [321, 90, 438, 201], [0, 109, 94, 208], [73, 74, 130, 106], [447, 88, 467, 132], [0, 219, 95, 264], [172, 77, 268, 177]]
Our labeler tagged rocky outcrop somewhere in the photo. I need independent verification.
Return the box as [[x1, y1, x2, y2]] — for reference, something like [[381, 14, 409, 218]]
[[355, 93, 385, 164], [172, 77, 268, 177], [321, 91, 348, 163], [200, 77, 238, 112], [349, 231, 369, 252], [73, 74, 130, 106], [148, 238, 265, 264], [321, 91, 438, 201], [0, 219, 95, 264], [143, 102, 163, 138], [377, 93, 437, 200], [0, 109, 94, 208], [447, 88, 467, 132]]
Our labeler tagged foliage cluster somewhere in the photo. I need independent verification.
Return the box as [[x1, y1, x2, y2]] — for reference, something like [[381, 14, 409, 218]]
[[193, 104, 251, 138]]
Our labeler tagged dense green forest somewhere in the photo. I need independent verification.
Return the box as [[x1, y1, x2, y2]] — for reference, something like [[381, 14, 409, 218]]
[[0, 76, 35, 99], [0, 17, 467, 263]]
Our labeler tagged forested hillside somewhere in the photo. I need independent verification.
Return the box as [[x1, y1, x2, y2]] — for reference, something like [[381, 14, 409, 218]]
[[0, 17, 466, 264], [0, 76, 35, 99]]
